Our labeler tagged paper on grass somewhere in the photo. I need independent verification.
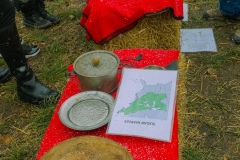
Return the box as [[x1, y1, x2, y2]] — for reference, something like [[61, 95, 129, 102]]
[[180, 28, 217, 52], [107, 68, 178, 142]]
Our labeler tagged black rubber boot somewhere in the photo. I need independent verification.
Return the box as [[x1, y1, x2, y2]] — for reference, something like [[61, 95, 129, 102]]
[[36, 0, 60, 25], [15, 66, 60, 104], [0, 23, 60, 105], [0, 67, 12, 84]]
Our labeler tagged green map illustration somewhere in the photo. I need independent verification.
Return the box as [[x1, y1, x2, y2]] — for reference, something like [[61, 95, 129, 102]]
[[117, 92, 167, 114], [117, 79, 172, 120]]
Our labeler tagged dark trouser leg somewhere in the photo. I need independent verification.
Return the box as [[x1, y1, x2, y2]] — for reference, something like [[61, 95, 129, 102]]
[[0, 0, 40, 58], [0, 1, 60, 104], [219, 0, 240, 17], [0, 0, 15, 84]]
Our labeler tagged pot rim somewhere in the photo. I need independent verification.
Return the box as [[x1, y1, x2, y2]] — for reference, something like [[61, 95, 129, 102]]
[[73, 50, 120, 77]]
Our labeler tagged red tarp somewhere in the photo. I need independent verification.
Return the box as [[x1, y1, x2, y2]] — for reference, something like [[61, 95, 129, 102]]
[[36, 49, 180, 160], [80, 0, 183, 44]]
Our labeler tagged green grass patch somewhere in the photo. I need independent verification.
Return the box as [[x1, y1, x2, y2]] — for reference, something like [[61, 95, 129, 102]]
[[59, 9, 82, 21], [31, 107, 55, 129], [183, 147, 211, 160], [4, 144, 31, 160]]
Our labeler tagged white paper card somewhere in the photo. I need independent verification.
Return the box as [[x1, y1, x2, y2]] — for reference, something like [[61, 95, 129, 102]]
[[182, 3, 188, 22], [107, 68, 178, 142], [180, 28, 217, 52]]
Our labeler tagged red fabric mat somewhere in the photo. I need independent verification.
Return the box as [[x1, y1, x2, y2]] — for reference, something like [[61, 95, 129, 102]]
[[35, 49, 180, 160], [80, 0, 183, 44]]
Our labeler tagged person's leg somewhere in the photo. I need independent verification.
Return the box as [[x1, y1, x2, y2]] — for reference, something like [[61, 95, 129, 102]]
[[203, 0, 240, 20], [219, 0, 240, 44], [0, 0, 16, 84], [0, 0, 60, 104], [13, 0, 52, 29], [219, 0, 240, 17]]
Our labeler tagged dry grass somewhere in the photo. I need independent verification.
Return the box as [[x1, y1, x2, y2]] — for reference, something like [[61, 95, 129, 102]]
[[94, 10, 181, 51]]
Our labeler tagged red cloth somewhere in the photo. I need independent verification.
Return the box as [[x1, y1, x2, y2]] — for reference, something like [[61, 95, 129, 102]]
[[35, 49, 180, 160], [80, 0, 183, 44]]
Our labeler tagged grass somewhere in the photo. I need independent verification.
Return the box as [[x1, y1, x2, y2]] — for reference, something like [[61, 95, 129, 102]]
[[0, 0, 240, 159], [183, 148, 210, 160], [182, 0, 240, 159]]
